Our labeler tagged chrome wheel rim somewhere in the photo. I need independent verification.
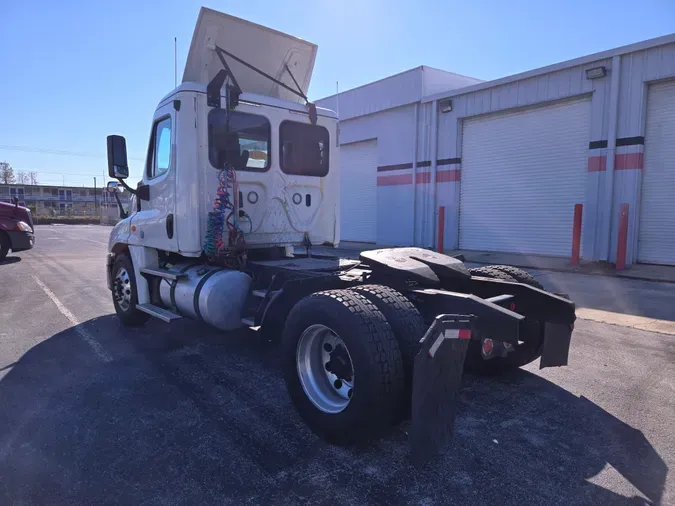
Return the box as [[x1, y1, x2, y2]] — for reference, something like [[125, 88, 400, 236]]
[[114, 267, 132, 311], [296, 324, 354, 414]]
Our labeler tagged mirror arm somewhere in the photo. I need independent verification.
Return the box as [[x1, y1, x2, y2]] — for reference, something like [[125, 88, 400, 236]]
[[116, 178, 137, 195], [113, 191, 128, 219]]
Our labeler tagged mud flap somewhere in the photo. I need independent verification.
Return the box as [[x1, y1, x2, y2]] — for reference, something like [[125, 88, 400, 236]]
[[540, 322, 572, 368], [410, 314, 473, 465]]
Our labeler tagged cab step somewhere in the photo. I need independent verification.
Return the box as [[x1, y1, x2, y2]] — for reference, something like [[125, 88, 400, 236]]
[[252, 289, 279, 298], [241, 316, 256, 326], [137, 303, 182, 323], [140, 267, 187, 281]]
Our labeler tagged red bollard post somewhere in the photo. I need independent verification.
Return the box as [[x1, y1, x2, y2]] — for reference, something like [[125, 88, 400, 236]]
[[571, 203, 583, 265], [616, 203, 629, 271], [437, 206, 445, 254]]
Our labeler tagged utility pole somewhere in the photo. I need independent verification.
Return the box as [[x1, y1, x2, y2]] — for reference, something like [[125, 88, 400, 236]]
[[94, 177, 97, 211], [174, 37, 178, 88]]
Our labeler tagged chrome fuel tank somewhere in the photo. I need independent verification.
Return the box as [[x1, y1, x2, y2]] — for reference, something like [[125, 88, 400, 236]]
[[159, 263, 252, 331]]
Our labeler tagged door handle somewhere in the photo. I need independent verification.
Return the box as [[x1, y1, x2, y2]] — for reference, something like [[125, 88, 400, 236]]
[[166, 214, 174, 239]]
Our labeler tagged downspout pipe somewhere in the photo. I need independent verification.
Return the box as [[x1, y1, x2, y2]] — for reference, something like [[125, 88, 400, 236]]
[[430, 100, 439, 248], [602, 55, 621, 261], [412, 102, 419, 246]]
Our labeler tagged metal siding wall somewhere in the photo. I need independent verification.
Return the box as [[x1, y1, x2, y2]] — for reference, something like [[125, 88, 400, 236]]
[[339, 105, 417, 245], [415, 102, 434, 246], [315, 69, 422, 121], [617, 44, 675, 138], [586, 69, 612, 261], [422, 67, 483, 96]]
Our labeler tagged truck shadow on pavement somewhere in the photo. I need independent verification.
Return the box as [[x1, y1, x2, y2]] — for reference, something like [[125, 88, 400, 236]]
[[0, 315, 666, 505], [0, 256, 21, 265]]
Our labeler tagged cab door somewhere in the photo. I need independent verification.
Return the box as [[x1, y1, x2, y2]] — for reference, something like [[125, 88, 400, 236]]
[[130, 103, 178, 251]]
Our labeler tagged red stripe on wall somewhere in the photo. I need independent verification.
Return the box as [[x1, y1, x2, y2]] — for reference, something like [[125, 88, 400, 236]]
[[437, 169, 461, 182], [416, 172, 431, 184], [615, 152, 643, 170], [377, 169, 462, 186], [377, 173, 413, 186], [588, 156, 607, 172]]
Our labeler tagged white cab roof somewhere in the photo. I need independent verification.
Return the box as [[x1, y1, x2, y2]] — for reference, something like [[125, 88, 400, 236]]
[[183, 8, 317, 104]]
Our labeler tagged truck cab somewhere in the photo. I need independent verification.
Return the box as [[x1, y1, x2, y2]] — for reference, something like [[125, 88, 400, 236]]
[[0, 199, 35, 260], [108, 8, 339, 262]]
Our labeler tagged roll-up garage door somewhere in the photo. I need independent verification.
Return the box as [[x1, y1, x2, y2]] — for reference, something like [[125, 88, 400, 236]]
[[459, 98, 590, 256], [340, 140, 377, 242], [637, 80, 675, 265]]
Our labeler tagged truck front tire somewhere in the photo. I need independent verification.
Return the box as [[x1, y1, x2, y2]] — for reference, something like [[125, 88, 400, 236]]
[[282, 289, 405, 445], [111, 254, 150, 327], [0, 232, 9, 261]]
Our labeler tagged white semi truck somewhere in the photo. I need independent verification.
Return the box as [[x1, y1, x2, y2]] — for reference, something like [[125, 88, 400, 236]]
[[105, 8, 576, 461]]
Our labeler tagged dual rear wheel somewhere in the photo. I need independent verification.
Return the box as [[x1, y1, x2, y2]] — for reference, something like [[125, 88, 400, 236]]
[[282, 286, 425, 444], [464, 265, 546, 375], [283, 266, 546, 443]]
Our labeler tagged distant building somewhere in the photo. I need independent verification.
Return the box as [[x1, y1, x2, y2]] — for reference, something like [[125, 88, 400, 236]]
[[0, 183, 130, 216]]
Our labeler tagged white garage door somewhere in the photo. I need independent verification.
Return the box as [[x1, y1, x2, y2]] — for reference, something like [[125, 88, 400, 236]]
[[340, 140, 377, 242], [638, 80, 675, 265], [459, 98, 590, 256]]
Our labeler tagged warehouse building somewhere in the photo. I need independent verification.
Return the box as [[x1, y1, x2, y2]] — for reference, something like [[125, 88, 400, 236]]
[[317, 33, 675, 266]]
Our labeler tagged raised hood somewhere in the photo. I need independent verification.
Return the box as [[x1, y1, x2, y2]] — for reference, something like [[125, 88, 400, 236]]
[[183, 8, 317, 104]]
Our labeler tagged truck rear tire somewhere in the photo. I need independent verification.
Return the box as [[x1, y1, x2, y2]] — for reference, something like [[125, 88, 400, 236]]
[[0, 232, 9, 261], [111, 254, 150, 327], [486, 265, 544, 290], [349, 284, 424, 416], [468, 266, 517, 282], [282, 289, 405, 445], [465, 266, 544, 375]]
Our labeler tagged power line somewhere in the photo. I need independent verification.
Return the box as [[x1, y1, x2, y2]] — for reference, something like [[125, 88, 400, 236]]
[[13, 169, 107, 177], [0, 144, 144, 161]]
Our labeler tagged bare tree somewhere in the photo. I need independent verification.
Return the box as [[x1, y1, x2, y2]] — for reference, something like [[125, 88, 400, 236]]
[[29, 171, 39, 185], [0, 162, 15, 184], [17, 171, 30, 184]]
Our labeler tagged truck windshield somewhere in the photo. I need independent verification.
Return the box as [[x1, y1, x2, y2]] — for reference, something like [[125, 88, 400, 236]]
[[208, 110, 271, 171], [279, 121, 329, 177]]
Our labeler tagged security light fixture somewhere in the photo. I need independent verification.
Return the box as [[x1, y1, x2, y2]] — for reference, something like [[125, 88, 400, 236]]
[[585, 66, 607, 80], [439, 98, 453, 113]]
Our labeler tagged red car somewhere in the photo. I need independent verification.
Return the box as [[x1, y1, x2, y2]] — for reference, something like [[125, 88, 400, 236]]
[[0, 199, 35, 260]]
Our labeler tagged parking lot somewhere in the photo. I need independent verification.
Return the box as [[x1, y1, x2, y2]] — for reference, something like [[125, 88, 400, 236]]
[[1, 225, 673, 505]]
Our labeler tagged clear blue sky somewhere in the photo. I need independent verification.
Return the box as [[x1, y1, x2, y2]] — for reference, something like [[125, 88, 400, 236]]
[[1, 0, 673, 187]]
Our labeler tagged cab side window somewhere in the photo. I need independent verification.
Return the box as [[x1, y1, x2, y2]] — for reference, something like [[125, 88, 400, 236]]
[[146, 116, 172, 179]]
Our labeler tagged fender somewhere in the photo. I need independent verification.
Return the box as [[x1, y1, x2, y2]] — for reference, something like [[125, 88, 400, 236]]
[[260, 274, 349, 342], [127, 246, 160, 305]]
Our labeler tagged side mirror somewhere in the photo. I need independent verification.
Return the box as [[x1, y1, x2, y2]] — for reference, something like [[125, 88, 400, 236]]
[[106, 181, 123, 193], [107, 135, 129, 179]]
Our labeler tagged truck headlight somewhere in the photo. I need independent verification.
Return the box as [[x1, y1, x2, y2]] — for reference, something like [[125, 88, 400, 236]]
[[16, 221, 32, 232]]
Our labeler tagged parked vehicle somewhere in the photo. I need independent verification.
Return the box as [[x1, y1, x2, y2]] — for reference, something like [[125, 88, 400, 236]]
[[0, 198, 35, 260], [104, 7, 575, 461]]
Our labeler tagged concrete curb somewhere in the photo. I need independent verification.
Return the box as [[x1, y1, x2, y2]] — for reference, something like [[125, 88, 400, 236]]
[[577, 308, 675, 336]]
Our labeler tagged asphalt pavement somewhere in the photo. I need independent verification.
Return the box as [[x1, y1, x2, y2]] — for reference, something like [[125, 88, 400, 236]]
[[0, 225, 673, 505]]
